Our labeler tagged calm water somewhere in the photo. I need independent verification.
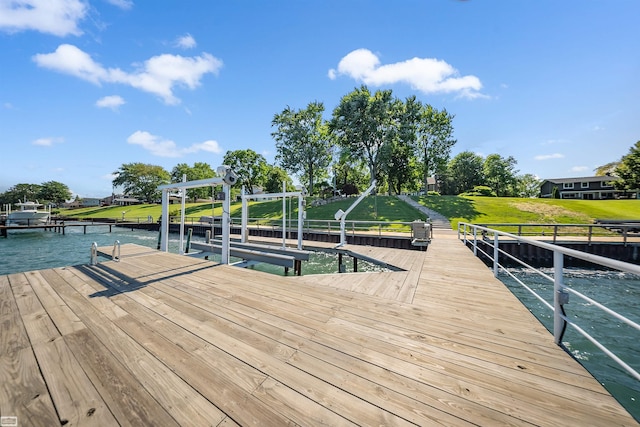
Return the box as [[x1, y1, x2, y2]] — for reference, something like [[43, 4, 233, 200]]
[[1, 228, 637, 421], [499, 268, 639, 421], [0, 225, 387, 276]]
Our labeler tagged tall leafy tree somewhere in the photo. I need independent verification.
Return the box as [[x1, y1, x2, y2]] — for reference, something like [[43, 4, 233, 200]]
[[112, 163, 170, 203], [514, 173, 542, 198], [263, 165, 294, 194], [614, 141, 640, 192], [413, 99, 456, 193], [272, 101, 333, 196], [483, 154, 518, 196], [446, 151, 484, 194], [222, 149, 268, 194], [330, 86, 396, 185], [1, 183, 42, 204], [594, 161, 620, 176], [170, 162, 215, 200], [38, 181, 71, 205]]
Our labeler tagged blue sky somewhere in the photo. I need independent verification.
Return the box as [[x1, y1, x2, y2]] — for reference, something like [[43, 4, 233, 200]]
[[1, 0, 638, 198]]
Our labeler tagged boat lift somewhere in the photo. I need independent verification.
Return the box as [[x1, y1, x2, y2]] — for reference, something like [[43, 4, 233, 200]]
[[240, 182, 306, 250], [158, 166, 237, 264], [334, 180, 377, 247]]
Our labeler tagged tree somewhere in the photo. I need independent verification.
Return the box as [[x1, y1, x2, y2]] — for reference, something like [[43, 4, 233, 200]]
[[38, 181, 72, 205], [446, 151, 484, 194], [514, 173, 541, 198], [170, 162, 215, 201], [330, 86, 397, 185], [594, 161, 620, 176], [263, 165, 293, 194], [222, 149, 268, 194], [0, 183, 42, 204], [483, 154, 518, 196], [272, 101, 333, 196], [112, 163, 170, 203], [614, 141, 640, 192], [380, 97, 421, 194], [413, 99, 456, 193]]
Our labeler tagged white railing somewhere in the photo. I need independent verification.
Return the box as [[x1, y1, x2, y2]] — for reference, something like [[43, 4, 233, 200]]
[[458, 222, 640, 382]]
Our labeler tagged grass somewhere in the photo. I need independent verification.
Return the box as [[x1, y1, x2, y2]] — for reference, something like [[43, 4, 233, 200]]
[[59, 194, 640, 231], [59, 195, 427, 224], [414, 195, 640, 229]]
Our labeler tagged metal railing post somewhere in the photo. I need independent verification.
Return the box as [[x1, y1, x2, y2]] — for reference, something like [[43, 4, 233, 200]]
[[553, 250, 567, 345], [493, 233, 499, 277], [472, 226, 478, 256]]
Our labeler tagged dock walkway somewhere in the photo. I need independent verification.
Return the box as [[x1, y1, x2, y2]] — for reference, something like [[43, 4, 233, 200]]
[[1, 229, 636, 425]]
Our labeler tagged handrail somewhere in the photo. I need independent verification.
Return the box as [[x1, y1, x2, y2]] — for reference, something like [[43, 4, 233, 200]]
[[475, 222, 640, 245], [458, 222, 640, 382]]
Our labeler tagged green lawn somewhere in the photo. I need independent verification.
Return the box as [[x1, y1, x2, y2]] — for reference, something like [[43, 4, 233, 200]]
[[59, 195, 427, 224], [60, 195, 640, 230], [414, 195, 640, 228]]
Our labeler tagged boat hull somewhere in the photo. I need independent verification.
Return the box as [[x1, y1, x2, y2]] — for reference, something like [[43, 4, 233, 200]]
[[6, 211, 50, 225]]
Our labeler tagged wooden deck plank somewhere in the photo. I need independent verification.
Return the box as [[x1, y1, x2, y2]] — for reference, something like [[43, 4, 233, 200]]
[[0, 276, 60, 426], [8, 273, 116, 426], [46, 267, 229, 426], [2, 235, 636, 426]]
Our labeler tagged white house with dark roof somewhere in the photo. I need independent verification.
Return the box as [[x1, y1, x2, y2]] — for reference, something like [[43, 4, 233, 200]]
[[540, 176, 614, 199], [539, 176, 636, 199]]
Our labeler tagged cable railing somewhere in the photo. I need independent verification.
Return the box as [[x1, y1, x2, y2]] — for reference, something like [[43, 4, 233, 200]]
[[474, 222, 640, 245], [458, 222, 640, 382]]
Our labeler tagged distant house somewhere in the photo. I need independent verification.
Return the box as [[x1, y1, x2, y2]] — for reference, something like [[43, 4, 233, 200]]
[[112, 195, 142, 206], [539, 176, 635, 199], [80, 198, 101, 207]]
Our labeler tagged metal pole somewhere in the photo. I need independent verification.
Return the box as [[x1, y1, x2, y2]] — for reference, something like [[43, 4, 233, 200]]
[[282, 181, 286, 248], [493, 233, 499, 277], [553, 250, 567, 345], [179, 174, 186, 255], [160, 189, 169, 251], [221, 183, 231, 264], [241, 186, 248, 243]]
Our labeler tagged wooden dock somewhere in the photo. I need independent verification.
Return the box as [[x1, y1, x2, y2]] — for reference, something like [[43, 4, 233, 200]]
[[1, 229, 636, 426]]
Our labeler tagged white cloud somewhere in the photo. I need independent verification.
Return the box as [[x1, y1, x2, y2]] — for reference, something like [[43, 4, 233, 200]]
[[593, 126, 605, 131], [0, 0, 87, 36], [96, 95, 125, 110], [105, 0, 133, 10], [33, 137, 64, 146], [534, 153, 565, 160], [570, 166, 589, 172], [176, 34, 196, 49], [33, 44, 223, 104], [127, 131, 222, 157], [328, 48, 484, 99]]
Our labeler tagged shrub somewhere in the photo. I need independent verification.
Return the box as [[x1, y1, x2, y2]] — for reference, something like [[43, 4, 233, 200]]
[[461, 186, 496, 197]]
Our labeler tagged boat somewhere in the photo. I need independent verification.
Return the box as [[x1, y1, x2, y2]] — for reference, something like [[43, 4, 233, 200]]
[[6, 200, 50, 226]]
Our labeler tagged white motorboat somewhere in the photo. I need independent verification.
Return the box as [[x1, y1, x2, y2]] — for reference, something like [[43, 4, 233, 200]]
[[6, 201, 50, 226]]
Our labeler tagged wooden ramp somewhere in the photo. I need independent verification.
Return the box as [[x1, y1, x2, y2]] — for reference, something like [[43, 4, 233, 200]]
[[1, 230, 636, 426]]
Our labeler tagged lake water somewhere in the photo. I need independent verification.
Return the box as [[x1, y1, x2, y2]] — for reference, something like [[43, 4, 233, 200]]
[[499, 268, 639, 421], [0, 224, 388, 276], [1, 226, 638, 421]]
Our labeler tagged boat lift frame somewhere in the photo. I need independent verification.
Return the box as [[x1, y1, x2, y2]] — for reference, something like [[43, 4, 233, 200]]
[[241, 182, 306, 250], [158, 172, 234, 264]]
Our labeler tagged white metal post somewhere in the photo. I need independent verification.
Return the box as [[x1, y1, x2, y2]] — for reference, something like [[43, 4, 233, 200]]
[[179, 174, 186, 255], [473, 227, 478, 256], [553, 250, 566, 345], [297, 196, 304, 250], [241, 186, 248, 243], [221, 183, 231, 264], [282, 181, 286, 248], [493, 233, 499, 277], [160, 189, 170, 251]]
